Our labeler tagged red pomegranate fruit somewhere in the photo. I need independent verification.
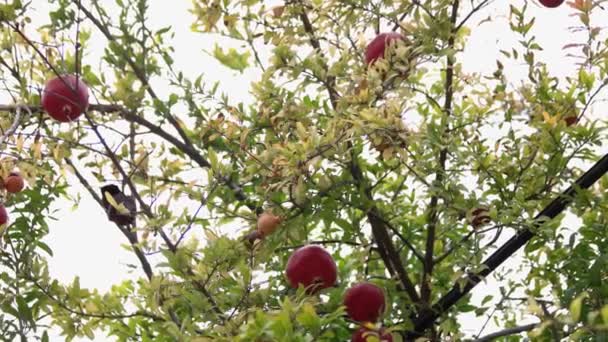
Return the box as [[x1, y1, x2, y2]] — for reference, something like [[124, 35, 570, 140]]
[[0, 204, 8, 225], [344, 282, 386, 322], [352, 327, 393, 342], [42, 75, 89, 122], [539, 0, 564, 7], [285, 245, 337, 293], [365, 32, 405, 65], [4, 172, 24, 194]]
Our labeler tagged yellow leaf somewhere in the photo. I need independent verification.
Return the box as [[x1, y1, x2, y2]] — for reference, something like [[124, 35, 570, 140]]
[[296, 122, 307, 139], [134, 152, 149, 172], [33, 141, 41, 160], [240, 128, 250, 147], [84, 302, 98, 313], [382, 147, 394, 160], [15, 135, 23, 152], [570, 293, 587, 322], [601, 305, 608, 323], [362, 322, 377, 330], [294, 177, 307, 205], [203, 228, 218, 242], [542, 111, 558, 126], [103, 191, 130, 215]]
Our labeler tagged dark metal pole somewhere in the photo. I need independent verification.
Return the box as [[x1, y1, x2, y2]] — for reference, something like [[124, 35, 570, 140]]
[[411, 152, 608, 335]]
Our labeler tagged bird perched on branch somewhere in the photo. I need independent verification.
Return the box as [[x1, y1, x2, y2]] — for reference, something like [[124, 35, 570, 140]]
[[100, 184, 136, 226]]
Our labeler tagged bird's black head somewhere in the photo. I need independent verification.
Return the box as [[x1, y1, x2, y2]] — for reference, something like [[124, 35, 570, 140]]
[[101, 184, 121, 195]]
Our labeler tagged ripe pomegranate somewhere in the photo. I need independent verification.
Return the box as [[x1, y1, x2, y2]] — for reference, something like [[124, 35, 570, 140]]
[[365, 32, 405, 65], [285, 245, 337, 293], [539, 0, 564, 7], [352, 327, 393, 342], [256, 212, 282, 237], [0, 204, 8, 225], [42, 74, 89, 122], [344, 282, 386, 322], [4, 172, 24, 194]]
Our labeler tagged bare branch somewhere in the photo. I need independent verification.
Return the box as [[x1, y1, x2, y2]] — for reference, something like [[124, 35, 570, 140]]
[[472, 323, 538, 342]]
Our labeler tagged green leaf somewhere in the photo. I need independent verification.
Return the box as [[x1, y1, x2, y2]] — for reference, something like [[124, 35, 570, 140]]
[[0, 3, 17, 21], [212, 44, 250, 73], [16, 296, 33, 325], [37, 241, 54, 256], [296, 303, 320, 331], [570, 293, 586, 322]]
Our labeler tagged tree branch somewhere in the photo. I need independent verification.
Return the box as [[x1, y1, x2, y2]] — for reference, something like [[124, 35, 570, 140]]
[[64, 157, 154, 280], [410, 151, 608, 335], [0, 104, 26, 151], [296, 0, 421, 308], [349, 156, 421, 304], [83, 111, 178, 248], [29, 276, 164, 322], [296, 0, 340, 107], [0, 103, 260, 213], [72, 0, 192, 147], [472, 323, 538, 342], [421, 0, 460, 306]]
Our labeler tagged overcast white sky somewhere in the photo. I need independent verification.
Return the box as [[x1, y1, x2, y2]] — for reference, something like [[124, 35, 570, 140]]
[[14, 0, 606, 340]]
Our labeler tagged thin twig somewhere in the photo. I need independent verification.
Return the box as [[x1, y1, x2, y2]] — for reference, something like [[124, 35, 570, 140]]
[[0, 104, 26, 151], [472, 323, 538, 342]]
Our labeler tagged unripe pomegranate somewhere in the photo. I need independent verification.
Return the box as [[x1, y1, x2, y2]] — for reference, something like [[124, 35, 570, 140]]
[[365, 32, 405, 65], [4, 172, 24, 194], [539, 0, 564, 8], [42, 74, 89, 122], [344, 282, 386, 322], [0, 204, 8, 225], [352, 327, 393, 342], [285, 245, 337, 294], [256, 212, 282, 237]]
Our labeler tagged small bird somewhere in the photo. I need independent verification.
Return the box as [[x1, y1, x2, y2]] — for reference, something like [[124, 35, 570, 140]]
[[100, 184, 137, 226]]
